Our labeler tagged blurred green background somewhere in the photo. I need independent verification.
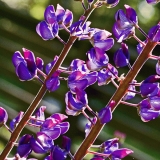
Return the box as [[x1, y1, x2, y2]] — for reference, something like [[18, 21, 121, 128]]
[[0, 0, 160, 159]]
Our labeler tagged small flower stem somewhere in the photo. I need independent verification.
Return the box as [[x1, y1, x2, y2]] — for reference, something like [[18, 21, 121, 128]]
[[68, 151, 75, 160], [135, 24, 149, 38], [86, 105, 97, 117], [90, 144, 101, 148], [4, 124, 12, 133], [59, 76, 68, 81], [133, 34, 146, 47], [35, 75, 44, 84], [111, 79, 119, 88], [62, 23, 70, 33], [120, 101, 138, 107], [74, 40, 157, 160], [128, 89, 140, 94], [82, 1, 87, 10], [82, 109, 94, 125], [87, 150, 110, 158], [56, 35, 66, 45], [149, 55, 160, 60], [37, 68, 47, 78], [27, 122, 41, 128], [129, 82, 141, 86]]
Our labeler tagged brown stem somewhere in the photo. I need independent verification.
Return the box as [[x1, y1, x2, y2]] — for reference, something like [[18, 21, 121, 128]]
[[74, 40, 157, 160]]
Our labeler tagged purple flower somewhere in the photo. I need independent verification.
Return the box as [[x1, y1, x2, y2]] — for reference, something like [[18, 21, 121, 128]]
[[86, 47, 109, 71], [62, 136, 71, 152], [36, 5, 59, 40], [68, 70, 97, 93], [113, 5, 138, 42], [46, 71, 61, 92], [98, 106, 112, 124], [50, 146, 67, 160], [104, 0, 120, 8], [156, 60, 160, 75], [113, 42, 130, 68], [85, 117, 97, 137], [12, 48, 43, 81], [55, 4, 73, 29], [70, 20, 91, 37], [40, 113, 69, 140], [148, 23, 160, 42], [92, 138, 133, 159], [97, 63, 118, 86], [137, 40, 147, 54], [0, 107, 8, 127], [149, 96, 160, 110], [138, 99, 160, 122], [36, 20, 59, 40], [17, 134, 32, 158], [68, 59, 89, 72], [140, 75, 160, 97], [45, 56, 60, 92], [90, 29, 114, 51], [123, 80, 136, 100], [65, 88, 88, 116], [30, 106, 46, 126], [10, 111, 24, 131], [146, 0, 160, 4]]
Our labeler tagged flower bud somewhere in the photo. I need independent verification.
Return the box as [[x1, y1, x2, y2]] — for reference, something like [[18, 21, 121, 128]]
[[0, 107, 8, 127]]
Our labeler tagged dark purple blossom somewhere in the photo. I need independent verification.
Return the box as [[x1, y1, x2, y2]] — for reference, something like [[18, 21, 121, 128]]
[[148, 23, 160, 42], [65, 88, 88, 116], [17, 134, 32, 158], [40, 113, 69, 140], [68, 59, 89, 72], [62, 136, 71, 152], [140, 75, 160, 97], [85, 117, 97, 137], [12, 48, 43, 81], [103, 0, 120, 8], [92, 138, 133, 159], [149, 96, 160, 110], [156, 60, 160, 75], [50, 146, 67, 160], [0, 107, 8, 127], [90, 29, 114, 51], [97, 63, 118, 86], [113, 5, 138, 42], [55, 4, 73, 29], [30, 106, 46, 126], [98, 106, 112, 124], [36, 20, 59, 40], [146, 0, 160, 4], [137, 40, 147, 54], [123, 80, 136, 100], [10, 111, 24, 131], [113, 42, 130, 68], [86, 47, 109, 71], [68, 70, 97, 93], [36, 4, 73, 40], [70, 20, 91, 37], [138, 99, 160, 122], [45, 56, 60, 92]]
